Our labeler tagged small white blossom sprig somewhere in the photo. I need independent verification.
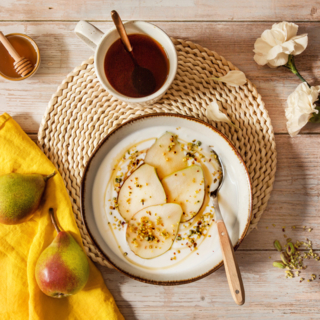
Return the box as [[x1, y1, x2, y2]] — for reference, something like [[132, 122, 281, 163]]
[[206, 99, 238, 129], [205, 70, 246, 128], [253, 21, 320, 135], [208, 70, 247, 87]]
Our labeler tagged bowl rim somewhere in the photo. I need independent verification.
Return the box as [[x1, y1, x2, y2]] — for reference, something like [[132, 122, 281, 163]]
[[80, 113, 253, 285], [0, 33, 40, 81], [94, 20, 178, 104]]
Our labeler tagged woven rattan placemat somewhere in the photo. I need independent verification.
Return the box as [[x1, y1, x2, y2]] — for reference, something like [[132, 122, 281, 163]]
[[38, 38, 277, 267]]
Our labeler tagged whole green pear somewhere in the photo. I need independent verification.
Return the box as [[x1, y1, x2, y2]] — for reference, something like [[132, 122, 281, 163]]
[[35, 208, 90, 298], [0, 171, 56, 225]]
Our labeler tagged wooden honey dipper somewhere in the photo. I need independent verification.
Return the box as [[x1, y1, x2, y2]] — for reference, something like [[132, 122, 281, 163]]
[[0, 31, 33, 77]]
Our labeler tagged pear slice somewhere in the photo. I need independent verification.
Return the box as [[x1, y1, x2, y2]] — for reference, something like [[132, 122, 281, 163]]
[[126, 203, 183, 259], [144, 132, 187, 180], [117, 164, 166, 221], [161, 165, 205, 222]]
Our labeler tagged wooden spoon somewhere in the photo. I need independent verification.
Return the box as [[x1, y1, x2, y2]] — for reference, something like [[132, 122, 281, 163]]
[[111, 10, 156, 96], [210, 149, 245, 305], [0, 31, 33, 77]]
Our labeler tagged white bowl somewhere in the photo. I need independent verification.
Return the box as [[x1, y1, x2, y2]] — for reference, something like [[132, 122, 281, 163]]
[[81, 114, 252, 285]]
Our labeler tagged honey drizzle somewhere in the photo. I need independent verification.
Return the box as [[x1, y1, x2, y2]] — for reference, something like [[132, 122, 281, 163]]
[[103, 137, 220, 270]]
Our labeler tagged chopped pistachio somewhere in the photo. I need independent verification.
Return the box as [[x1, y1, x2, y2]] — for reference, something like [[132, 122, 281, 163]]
[[280, 253, 289, 265], [273, 240, 282, 252], [286, 242, 296, 256], [273, 261, 286, 269]]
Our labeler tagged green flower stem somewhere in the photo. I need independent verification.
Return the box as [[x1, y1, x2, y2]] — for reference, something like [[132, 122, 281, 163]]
[[309, 106, 320, 123], [283, 55, 320, 124], [283, 55, 310, 86]]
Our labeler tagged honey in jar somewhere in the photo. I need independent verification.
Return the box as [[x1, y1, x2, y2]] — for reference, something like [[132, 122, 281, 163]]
[[0, 34, 38, 79]]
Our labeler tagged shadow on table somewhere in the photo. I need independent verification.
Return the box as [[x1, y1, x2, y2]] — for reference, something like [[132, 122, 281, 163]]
[[95, 264, 138, 320], [240, 131, 314, 252]]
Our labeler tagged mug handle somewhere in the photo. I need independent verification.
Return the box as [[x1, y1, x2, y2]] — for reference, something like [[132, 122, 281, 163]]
[[74, 20, 104, 51]]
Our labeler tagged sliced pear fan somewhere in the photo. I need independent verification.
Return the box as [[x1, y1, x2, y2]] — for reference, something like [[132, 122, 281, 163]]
[[161, 165, 205, 222], [144, 132, 187, 180], [117, 164, 166, 221], [126, 203, 183, 259]]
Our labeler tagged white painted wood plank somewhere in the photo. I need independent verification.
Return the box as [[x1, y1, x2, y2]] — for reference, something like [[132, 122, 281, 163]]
[[1, 0, 320, 22], [241, 134, 320, 250], [96, 251, 320, 319], [9, 1, 320, 315], [2, 22, 320, 134]]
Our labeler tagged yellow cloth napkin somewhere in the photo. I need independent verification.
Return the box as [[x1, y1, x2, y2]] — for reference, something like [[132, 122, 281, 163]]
[[0, 113, 124, 320]]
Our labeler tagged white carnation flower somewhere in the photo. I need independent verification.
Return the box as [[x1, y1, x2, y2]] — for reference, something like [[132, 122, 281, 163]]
[[285, 82, 320, 137], [254, 22, 308, 68]]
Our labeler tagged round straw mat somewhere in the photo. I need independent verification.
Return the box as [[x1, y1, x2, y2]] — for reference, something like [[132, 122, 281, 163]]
[[38, 38, 277, 267]]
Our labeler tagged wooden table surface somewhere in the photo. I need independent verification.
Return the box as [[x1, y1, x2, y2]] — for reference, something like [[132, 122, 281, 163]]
[[2, 1, 320, 319]]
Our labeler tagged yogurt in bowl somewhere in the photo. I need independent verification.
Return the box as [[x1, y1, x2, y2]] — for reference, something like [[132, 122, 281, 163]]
[[80, 113, 252, 285]]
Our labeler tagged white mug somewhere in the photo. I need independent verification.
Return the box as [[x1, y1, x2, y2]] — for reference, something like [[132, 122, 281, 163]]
[[74, 20, 178, 105]]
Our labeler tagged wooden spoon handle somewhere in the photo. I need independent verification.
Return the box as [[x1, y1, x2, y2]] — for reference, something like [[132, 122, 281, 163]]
[[217, 220, 245, 305], [111, 10, 133, 52], [0, 31, 21, 62]]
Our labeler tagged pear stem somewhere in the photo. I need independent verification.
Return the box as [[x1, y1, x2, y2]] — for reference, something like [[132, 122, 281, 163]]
[[49, 208, 61, 233], [44, 171, 56, 182]]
